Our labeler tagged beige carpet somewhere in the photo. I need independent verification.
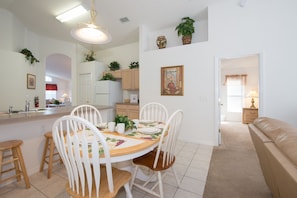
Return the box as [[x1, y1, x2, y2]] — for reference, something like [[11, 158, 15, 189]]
[[203, 122, 272, 198]]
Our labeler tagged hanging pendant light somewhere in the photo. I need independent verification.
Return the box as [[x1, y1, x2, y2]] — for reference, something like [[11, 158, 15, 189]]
[[71, 0, 112, 44]]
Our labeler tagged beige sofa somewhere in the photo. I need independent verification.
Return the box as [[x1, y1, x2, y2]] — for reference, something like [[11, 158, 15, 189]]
[[248, 117, 297, 198]]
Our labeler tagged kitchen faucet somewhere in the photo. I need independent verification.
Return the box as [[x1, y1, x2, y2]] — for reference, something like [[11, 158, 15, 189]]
[[25, 100, 30, 112]]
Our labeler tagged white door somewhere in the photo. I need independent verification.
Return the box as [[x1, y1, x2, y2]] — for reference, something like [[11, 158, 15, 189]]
[[79, 73, 92, 104]]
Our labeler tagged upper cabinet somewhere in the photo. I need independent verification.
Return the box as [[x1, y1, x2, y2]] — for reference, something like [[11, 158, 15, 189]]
[[104, 70, 122, 78], [121, 69, 139, 90], [103, 69, 139, 90]]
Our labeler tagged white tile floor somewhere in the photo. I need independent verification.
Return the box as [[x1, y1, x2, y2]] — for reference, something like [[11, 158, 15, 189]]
[[0, 140, 213, 198]]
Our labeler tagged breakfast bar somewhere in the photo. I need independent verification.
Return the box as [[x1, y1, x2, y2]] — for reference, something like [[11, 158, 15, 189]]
[[0, 105, 113, 179]]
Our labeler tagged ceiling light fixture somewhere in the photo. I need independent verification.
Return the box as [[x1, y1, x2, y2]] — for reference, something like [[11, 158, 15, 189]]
[[56, 5, 87, 23], [71, 0, 112, 44]]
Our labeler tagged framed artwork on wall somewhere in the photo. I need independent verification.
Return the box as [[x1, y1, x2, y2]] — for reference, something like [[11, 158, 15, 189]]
[[161, 65, 184, 96], [27, 73, 36, 89]]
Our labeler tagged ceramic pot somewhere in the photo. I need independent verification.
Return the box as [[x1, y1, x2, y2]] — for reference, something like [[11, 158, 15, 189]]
[[156, 36, 167, 49]]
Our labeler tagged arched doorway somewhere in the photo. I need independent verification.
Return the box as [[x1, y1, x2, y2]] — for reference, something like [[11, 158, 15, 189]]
[[45, 53, 72, 106]]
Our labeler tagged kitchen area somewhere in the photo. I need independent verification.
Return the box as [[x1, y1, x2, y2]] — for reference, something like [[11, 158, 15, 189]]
[[77, 60, 140, 122]]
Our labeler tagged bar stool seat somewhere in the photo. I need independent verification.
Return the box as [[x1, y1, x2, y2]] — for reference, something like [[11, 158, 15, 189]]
[[40, 131, 63, 178], [0, 140, 30, 188]]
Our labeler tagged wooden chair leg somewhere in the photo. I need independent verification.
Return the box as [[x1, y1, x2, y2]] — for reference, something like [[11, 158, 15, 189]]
[[12, 148, 22, 181]]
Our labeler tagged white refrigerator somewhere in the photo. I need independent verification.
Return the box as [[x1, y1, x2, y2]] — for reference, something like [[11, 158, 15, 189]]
[[94, 81, 122, 121]]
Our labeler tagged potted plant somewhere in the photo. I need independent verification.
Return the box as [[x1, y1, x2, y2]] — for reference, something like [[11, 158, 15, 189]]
[[114, 114, 135, 131], [84, 50, 96, 62], [100, 73, 116, 81], [20, 48, 40, 64], [175, 17, 195, 45], [129, 61, 139, 69], [108, 61, 120, 71]]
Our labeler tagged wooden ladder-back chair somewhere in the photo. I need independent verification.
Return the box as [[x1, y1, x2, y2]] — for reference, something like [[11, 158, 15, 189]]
[[71, 104, 103, 126], [52, 115, 132, 198], [130, 109, 184, 198], [140, 102, 169, 123]]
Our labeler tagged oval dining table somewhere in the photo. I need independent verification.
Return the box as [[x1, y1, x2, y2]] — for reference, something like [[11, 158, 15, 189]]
[[94, 121, 165, 164]]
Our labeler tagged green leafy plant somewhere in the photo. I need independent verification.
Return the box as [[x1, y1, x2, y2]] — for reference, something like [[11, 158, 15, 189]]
[[129, 61, 139, 69], [20, 48, 40, 64], [100, 73, 116, 81], [108, 61, 120, 71], [84, 50, 96, 62], [175, 17, 195, 45], [114, 114, 135, 130]]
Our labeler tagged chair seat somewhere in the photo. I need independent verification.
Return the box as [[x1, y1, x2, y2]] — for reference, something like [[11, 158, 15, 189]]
[[133, 150, 175, 171], [66, 166, 131, 198]]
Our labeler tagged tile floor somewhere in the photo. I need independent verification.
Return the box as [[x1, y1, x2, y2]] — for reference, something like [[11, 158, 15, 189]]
[[0, 140, 213, 198]]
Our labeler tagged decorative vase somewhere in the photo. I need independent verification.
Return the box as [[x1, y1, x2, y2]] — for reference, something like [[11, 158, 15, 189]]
[[156, 36, 167, 49]]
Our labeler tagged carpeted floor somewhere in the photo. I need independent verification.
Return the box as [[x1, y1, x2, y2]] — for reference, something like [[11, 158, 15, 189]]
[[203, 122, 272, 198]]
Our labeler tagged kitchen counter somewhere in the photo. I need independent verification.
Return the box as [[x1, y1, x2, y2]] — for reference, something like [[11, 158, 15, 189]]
[[0, 105, 112, 125], [0, 105, 113, 183]]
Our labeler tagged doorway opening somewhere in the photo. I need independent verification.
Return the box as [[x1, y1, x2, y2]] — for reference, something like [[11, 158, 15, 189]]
[[45, 53, 72, 107], [215, 53, 262, 145]]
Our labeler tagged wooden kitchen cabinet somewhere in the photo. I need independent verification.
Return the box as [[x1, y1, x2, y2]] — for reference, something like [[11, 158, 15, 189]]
[[242, 108, 258, 124], [103, 70, 122, 78], [121, 69, 139, 90], [116, 103, 139, 119]]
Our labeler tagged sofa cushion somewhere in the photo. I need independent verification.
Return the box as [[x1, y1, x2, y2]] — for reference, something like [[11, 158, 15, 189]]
[[274, 131, 297, 166], [253, 117, 282, 141]]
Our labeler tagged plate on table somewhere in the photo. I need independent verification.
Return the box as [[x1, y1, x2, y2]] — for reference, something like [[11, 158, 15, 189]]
[[138, 127, 161, 135], [139, 120, 154, 124]]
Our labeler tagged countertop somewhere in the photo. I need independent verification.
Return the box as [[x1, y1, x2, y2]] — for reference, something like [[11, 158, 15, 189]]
[[0, 105, 112, 125]]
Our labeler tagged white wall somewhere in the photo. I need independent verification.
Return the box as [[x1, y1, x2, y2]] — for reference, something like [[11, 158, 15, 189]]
[[139, 0, 297, 145], [96, 42, 139, 69], [0, 9, 83, 109]]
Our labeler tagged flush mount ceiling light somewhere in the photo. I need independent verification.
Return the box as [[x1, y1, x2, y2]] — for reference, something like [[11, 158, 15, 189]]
[[71, 0, 112, 44], [56, 5, 87, 23]]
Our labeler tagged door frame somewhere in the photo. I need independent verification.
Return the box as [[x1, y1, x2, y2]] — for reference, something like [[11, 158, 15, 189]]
[[214, 52, 264, 145]]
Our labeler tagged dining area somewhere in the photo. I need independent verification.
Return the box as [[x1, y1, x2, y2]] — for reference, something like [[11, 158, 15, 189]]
[[0, 103, 213, 198]]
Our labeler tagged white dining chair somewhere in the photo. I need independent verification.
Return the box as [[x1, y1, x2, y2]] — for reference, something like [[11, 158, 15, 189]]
[[52, 115, 132, 198], [139, 102, 169, 123], [70, 104, 103, 126], [130, 109, 184, 198]]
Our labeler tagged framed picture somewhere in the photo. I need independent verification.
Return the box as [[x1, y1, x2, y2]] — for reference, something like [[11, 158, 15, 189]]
[[27, 73, 36, 89], [161, 65, 184, 96]]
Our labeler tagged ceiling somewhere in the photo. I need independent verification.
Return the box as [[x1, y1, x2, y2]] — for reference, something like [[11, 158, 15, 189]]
[[0, 0, 218, 51]]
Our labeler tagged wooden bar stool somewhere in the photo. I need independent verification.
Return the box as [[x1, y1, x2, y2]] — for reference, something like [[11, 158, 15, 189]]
[[39, 131, 63, 179], [0, 140, 30, 188]]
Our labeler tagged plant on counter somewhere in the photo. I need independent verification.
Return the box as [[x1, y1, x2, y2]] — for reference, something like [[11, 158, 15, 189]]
[[108, 61, 120, 71], [100, 73, 116, 81], [129, 61, 139, 69], [20, 48, 40, 64], [114, 114, 135, 131], [84, 50, 96, 62]]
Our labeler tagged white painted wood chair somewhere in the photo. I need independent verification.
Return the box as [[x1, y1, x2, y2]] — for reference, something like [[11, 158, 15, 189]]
[[130, 109, 183, 198], [70, 104, 103, 126], [139, 102, 169, 123], [52, 115, 132, 198]]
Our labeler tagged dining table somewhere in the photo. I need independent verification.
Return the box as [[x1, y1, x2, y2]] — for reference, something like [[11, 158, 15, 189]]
[[87, 120, 166, 164]]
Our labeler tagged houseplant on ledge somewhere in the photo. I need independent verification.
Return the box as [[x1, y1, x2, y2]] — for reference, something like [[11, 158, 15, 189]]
[[20, 48, 40, 64], [175, 17, 195, 45], [108, 61, 120, 71], [100, 73, 116, 81]]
